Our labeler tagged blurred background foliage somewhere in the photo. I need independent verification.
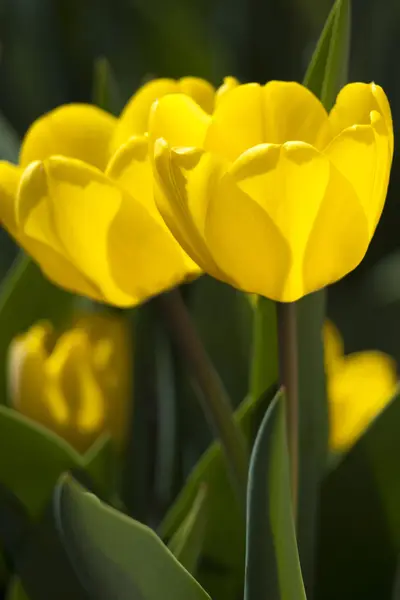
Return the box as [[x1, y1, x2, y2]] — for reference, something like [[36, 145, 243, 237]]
[[0, 0, 400, 360]]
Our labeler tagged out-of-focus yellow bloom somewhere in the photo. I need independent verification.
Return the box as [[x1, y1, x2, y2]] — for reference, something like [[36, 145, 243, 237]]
[[8, 313, 131, 453], [151, 81, 394, 302], [324, 320, 397, 452], [0, 76, 238, 306]]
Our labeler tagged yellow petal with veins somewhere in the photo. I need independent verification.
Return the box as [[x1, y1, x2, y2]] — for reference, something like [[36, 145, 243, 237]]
[[16, 162, 103, 301], [204, 141, 369, 301], [302, 162, 369, 298], [329, 82, 394, 153], [20, 104, 116, 171], [204, 146, 292, 300], [153, 138, 224, 277], [205, 81, 330, 161], [36, 156, 198, 306], [107, 136, 201, 276], [325, 113, 392, 237]]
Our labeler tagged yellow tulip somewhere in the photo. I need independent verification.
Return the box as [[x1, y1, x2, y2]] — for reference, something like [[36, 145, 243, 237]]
[[151, 80, 394, 302], [0, 76, 238, 306], [8, 313, 132, 453], [324, 320, 397, 452]]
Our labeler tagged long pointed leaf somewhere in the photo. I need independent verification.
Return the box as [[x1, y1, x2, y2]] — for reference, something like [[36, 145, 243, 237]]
[[245, 390, 306, 600], [297, 1, 351, 591], [54, 475, 211, 600], [168, 485, 208, 575]]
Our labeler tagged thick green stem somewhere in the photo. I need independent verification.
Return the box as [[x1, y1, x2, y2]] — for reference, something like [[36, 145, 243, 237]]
[[277, 302, 299, 522], [250, 297, 278, 402], [157, 288, 249, 509]]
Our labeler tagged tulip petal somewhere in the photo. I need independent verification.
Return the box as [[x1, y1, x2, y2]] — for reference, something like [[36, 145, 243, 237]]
[[205, 165, 291, 301], [324, 116, 391, 236], [8, 323, 52, 421], [41, 156, 197, 306], [215, 76, 240, 106], [20, 104, 116, 171], [111, 77, 214, 154], [111, 79, 178, 153], [329, 350, 396, 451], [16, 162, 104, 301], [149, 94, 211, 149], [107, 135, 201, 275], [106, 135, 155, 213], [329, 82, 394, 152], [323, 320, 344, 369], [153, 139, 224, 277], [178, 77, 215, 114], [216, 142, 333, 299], [205, 81, 330, 161], [303, 161, 370, 296], [0, 161, 22, 235]]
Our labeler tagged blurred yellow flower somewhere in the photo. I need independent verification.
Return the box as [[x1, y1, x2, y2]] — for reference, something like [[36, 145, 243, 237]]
[[151, 80, 394, 302], [324, 320, 397, 452], [8, 313, 132, 453], [0, 76, 238, 307]]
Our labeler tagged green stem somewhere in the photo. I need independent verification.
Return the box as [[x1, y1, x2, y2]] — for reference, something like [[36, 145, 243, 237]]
[[156, 288, 249, 508], [277, 302, 299, 522], [250, 297, 278, 401]]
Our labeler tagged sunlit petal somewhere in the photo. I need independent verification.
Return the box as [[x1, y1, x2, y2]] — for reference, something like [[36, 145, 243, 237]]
[[205, 81, 330, 161], [20, 104, 116, 170]]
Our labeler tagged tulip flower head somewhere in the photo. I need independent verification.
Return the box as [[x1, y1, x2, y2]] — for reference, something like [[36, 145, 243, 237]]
[[8, 313, 131, 453], [324, 320, 397, 452], [0, 76, 238, 307], [151, 80, 394, 302]]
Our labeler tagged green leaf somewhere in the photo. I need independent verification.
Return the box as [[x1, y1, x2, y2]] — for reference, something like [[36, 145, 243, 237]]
[[168, 484, 208, 575], [54, 475, 211, 600], [0, 406, 84, 517], [82, 433, 117, 500], [0, 483, 88, 600], [245, 390, 306, 600], [303, 0, 351, 110], [316, 386, 400, 599], [295, 291, 328, 592], [0, 405, 113, 519], [160, 385, 277, 600], [0, 253, 75, 405], [297, 1, 351, 588]]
